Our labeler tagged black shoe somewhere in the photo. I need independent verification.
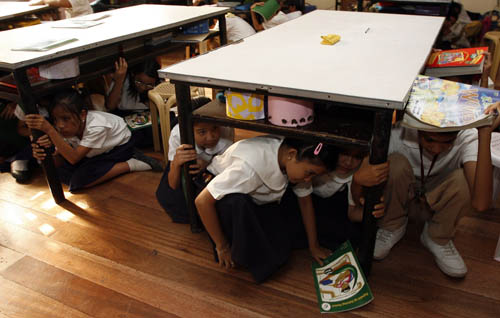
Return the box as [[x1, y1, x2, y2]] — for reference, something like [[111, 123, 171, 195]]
[[132, 149, 163, 172], [11, 169, 31, 184]]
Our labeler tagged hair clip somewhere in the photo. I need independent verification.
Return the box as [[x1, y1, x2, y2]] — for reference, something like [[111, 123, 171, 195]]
[[314, 142, 323, 155]]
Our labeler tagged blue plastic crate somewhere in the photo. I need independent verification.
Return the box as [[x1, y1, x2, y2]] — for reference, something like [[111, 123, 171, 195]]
[[183, 20, 209, 35]]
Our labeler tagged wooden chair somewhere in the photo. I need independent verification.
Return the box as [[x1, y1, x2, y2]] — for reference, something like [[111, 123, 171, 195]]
[[148, 81, 205, 163]]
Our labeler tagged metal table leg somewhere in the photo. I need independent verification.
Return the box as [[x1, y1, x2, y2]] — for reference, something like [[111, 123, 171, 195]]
[[13, 68, 65, 204], [358, 108, 392, 276]]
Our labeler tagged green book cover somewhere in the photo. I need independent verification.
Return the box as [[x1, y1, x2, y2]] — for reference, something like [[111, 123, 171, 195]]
[[251, 0, 280, 21], [311, 241, 374, 313], [124, 110, 152, 131]]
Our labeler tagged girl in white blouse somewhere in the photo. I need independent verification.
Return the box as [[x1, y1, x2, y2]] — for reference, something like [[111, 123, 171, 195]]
[[25, 90, 161, 192], [195, 135, 339, 282], [156, 97, 234, 223], [291, 149, 388, 265]]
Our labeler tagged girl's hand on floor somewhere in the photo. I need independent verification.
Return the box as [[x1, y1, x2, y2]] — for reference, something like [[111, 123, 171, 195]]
[[24, 114, 52, 133], [309, 244, 331, 266], [216, 243, 235, 270]]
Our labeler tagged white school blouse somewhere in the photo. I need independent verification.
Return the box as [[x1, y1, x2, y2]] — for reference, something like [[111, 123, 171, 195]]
[[107, 77, 148, 111], [168, 124, 234, 162], [293, 172, 355, 206], [206, 135, 288, 205], [65, 111, 131, 158], [388, 126, 478, 191], [63, 0, 93, 19]]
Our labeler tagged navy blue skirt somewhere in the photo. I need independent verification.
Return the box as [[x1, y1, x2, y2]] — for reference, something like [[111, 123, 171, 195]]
[[215, 189, 296, 283], [287, 187, 362, 251], [155, 162, 191, 223], [57, 138, 134, 192]]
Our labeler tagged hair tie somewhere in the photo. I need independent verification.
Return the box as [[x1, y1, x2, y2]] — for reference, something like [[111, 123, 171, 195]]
[[314, 142, 323, 155]]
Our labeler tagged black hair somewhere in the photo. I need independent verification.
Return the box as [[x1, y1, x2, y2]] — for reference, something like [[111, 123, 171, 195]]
[[447, 2, 462, 20], [50, 89, 87, 122], [282, 137, 338, 171], [192, 96, 211, 110], [127, 58, 160, 103]]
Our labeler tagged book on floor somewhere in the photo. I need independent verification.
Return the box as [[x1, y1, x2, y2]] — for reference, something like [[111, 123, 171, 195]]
[[312, 241, 373, 313], [124, 111, 152, 131], [402, 75, 498, 132], [424, 47, 488, 77]]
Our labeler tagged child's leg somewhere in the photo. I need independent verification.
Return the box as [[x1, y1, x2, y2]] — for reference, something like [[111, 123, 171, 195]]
[[425, 168, 472, 245], [155, 162, 190, 224], [84, 162, 130, 188], [379, 153, 415, 231]]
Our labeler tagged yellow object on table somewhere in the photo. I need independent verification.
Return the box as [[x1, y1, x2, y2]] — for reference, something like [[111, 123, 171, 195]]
[[320, 34, 341, 45]]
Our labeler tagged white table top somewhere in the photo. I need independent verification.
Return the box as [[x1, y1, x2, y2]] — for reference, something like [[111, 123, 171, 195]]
[[0, 1, 50, 21], [0, 4, 229, 69], [159, 10, 444, 110]]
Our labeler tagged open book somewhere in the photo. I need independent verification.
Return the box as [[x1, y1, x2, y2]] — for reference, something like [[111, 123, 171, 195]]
[[124, 111, 152, 131], [51, 20, 103, 29], [425, 47, 488, 77], [402, 75, 498, 132], [11, 37, 78, 52], [312, 241, 373, 313], [251, 0, 280, 21]]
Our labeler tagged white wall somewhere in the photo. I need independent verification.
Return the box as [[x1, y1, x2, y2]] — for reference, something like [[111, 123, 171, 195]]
[[307, 0, 498, 14], [455, 0, 496, 14], [306, 0, 336, 10]]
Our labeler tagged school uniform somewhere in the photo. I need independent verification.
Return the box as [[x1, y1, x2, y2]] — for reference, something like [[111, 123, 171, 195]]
[[107, 77, 154, 147], [381, 126, 478, 244], [155, 124, 234, 223], [262, 11, 289, 30], [62, 0, 93, 19], [58, 111, 132, 192], [291, 172, 362, 251], [204, 135, 294, 283]]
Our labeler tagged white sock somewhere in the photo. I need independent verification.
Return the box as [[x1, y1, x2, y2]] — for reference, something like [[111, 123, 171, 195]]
[[126, 158, 152, 172], [11, 160, 29, 171]]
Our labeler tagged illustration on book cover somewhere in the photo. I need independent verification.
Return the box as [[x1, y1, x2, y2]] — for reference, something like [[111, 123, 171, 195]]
[[312, 241, 373, 313]]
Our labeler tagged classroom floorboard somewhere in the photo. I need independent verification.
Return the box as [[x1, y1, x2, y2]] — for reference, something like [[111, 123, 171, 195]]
[[0, 145, 499, 317]]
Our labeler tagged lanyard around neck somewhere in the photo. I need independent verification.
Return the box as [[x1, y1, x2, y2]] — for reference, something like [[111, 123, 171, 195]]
[[419, 143, 439, 193]]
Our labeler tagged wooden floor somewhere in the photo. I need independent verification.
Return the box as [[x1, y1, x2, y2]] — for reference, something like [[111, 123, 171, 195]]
[[0, 153, 499, 318]]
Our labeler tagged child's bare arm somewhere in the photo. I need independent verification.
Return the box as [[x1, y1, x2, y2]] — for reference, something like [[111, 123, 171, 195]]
[[250, 2, 265, 31], [480, 52, 492, 88], [168, 144, 198, 189], [25, 114, 90, 164], [465, 102, 500, 211], [298, 195, 330, 265], [195, 189, 234, 269], [106, 57, 128, 111]]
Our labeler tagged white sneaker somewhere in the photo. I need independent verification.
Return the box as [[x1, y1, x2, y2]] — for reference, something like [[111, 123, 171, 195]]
[[373, 220, 407, 260], [420, 222, 467, 278]]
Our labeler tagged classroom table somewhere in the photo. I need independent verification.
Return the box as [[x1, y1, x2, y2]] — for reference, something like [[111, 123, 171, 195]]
[[0, 4, 229, 203], [0, 1, 52, 22], [158, 9, 444, 274]]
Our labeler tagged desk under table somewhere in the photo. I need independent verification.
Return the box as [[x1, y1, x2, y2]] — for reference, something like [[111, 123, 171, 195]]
[[159, 9, 444, 275], [0, 4, 229, 203]]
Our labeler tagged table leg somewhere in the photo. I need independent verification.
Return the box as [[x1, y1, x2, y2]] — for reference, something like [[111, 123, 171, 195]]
[[13, 68, 65, 204], [358, 108, 392, 276], [218, 14, 227, 46], [175, 83, 203, 233]]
